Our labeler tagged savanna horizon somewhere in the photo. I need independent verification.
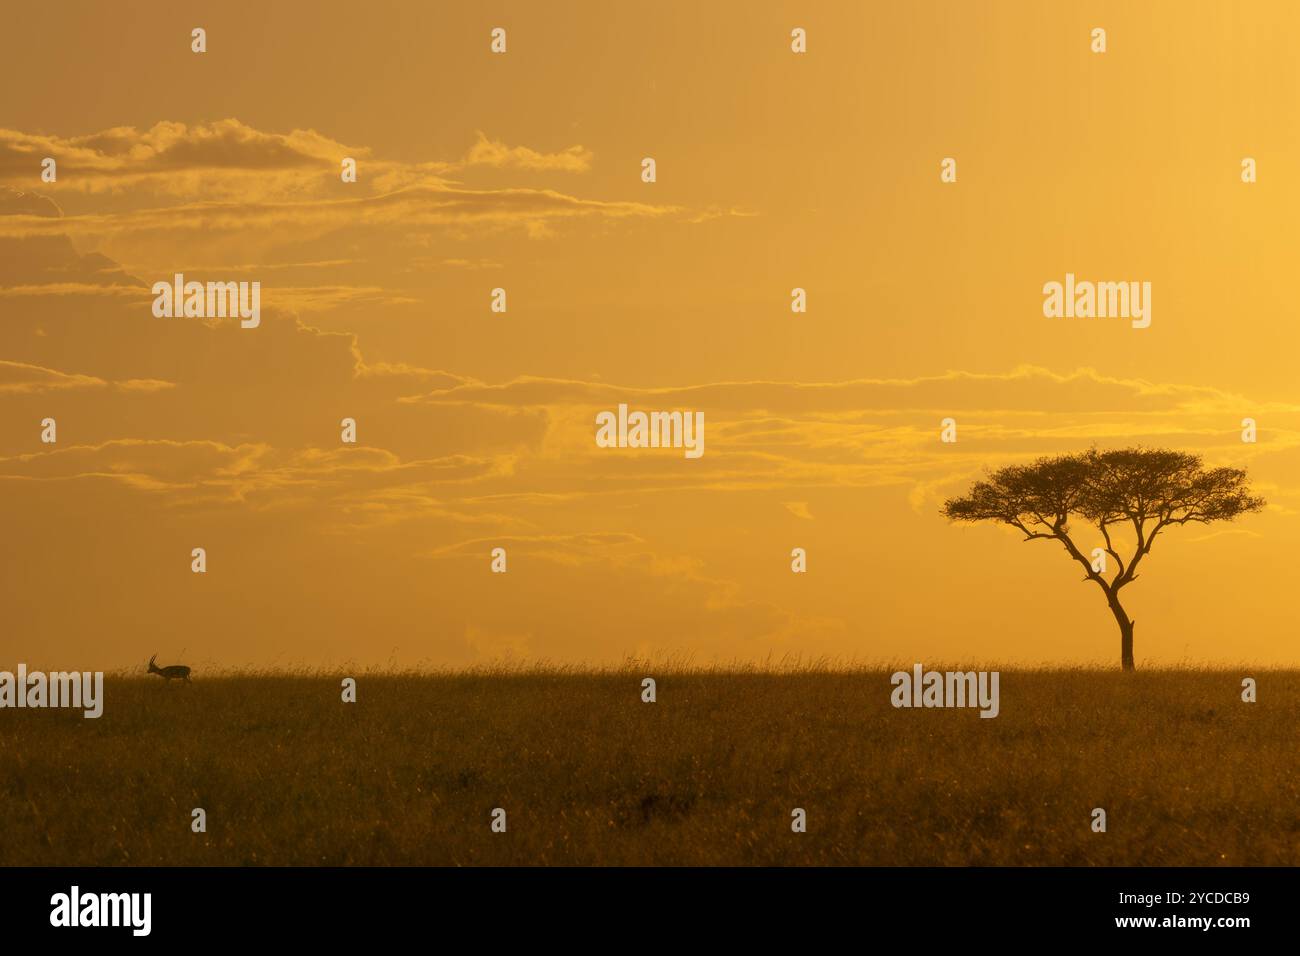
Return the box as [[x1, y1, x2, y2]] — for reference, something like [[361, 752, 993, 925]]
[[2, 666, 1295, 866], [3, 2, 1300, 675]]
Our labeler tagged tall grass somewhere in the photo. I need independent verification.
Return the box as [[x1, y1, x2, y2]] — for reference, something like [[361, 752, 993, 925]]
[[2, 668, 1295, 865]]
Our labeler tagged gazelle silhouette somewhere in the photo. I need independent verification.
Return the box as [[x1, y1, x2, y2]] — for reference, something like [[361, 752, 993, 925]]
[[148, 654, 192, 684]]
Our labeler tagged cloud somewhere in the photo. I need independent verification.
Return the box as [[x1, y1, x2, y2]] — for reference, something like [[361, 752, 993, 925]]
[[0, 183, 680, 244], [424, 531, 643, 562], [0, 120, 366, 196], [258, 285, 421, 313], [403, 366, 1286, 417], [0, 282, 147, 299], [0, 190, 140, 286], [407, 256, 504, 272], [685, 205, 760, 224], [353, 363, 473, 388], [0, 122, 704, 292], [0, 360, 175, 396], [0, 439, 513, 509], [0, 121, 594, 199], [463, 131, 593, 173], [0, 359, 106, 394], [121, 258, 364, 275], [0, 187, 60, 217], [385, 366, 1300, 513], [1185, 528, 1264, 543], [114, 378, 175, 393], [4, 202, 1294, 541]]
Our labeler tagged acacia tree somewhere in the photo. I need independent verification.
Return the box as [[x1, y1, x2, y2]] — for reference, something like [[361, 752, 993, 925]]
[[942, 448, 1264, 671]]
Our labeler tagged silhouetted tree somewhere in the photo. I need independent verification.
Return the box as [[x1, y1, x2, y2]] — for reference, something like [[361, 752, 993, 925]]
[[942, 448, 1265, 670]]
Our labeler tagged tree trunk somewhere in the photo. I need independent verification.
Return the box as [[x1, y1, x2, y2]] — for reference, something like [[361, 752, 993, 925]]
[[1108, 596, 1135, 671]]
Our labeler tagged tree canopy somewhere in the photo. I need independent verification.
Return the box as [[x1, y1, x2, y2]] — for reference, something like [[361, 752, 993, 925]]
[[942, 447, 1265, 669]]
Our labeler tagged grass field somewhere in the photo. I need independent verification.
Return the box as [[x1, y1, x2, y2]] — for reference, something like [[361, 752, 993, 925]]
[[2, 667, 1296, 866]]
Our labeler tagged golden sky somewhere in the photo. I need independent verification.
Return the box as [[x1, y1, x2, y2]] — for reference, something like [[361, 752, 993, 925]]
[[2, 1, 1298, 670]]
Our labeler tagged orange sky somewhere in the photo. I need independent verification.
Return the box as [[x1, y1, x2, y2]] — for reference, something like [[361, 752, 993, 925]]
[[2, 1, 1298, 670]]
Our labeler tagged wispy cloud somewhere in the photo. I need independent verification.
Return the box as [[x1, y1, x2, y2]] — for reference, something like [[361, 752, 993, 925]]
[[0, 359, 106, 394], [463, 131, 593, 173], [0, 121, 594, 199], [0, 183, 681, 243]]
